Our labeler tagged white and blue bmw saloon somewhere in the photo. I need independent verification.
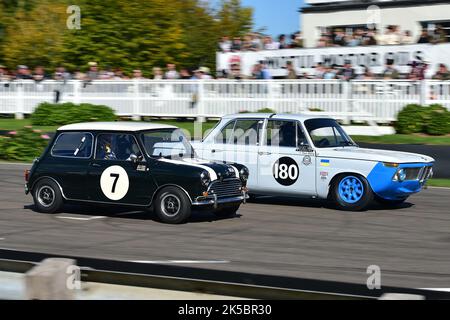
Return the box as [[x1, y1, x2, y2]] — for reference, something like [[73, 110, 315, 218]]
[[192, 114, 434, 211]]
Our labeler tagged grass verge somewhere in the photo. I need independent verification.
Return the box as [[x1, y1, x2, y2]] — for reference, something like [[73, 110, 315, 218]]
[[1, 119, 450, 145], [352, 134, 450, 146], [427, 179, 450, 188]]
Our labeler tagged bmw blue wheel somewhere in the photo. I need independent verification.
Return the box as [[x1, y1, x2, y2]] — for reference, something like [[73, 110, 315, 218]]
[[331, 174, 373, 211]]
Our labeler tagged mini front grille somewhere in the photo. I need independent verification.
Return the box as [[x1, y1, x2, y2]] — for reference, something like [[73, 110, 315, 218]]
[[208, 178, 242, 198]]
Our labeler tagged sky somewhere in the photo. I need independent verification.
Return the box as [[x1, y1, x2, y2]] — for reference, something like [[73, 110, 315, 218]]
[[241, 0, 306, 37]]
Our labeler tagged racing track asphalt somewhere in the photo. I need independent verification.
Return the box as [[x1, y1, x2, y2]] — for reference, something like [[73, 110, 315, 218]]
[[0, 163, 449, 290]]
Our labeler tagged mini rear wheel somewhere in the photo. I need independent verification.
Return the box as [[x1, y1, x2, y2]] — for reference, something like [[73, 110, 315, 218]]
[[32, 178, 64, 213], [331, 174, 373, 211], [154, 186, 191, 224]]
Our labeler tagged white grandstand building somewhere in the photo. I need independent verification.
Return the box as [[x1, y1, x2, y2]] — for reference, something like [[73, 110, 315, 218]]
[[301, 0, 450, 48]]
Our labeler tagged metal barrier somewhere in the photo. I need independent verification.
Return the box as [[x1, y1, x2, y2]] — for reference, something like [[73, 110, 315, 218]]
[[3, 252, 449, 300], [1, 79, 449, 122]]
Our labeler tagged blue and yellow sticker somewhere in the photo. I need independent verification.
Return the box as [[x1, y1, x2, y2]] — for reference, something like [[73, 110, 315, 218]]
[[320, 159, 330, 167]]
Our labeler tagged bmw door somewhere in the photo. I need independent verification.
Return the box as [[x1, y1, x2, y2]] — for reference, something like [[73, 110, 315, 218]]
[[202, 118, 262, 187], [257, 119, 316, 196]]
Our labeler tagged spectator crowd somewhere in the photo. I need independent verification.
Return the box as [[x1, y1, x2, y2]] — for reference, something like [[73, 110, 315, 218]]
[[1, 60, 449, 82], [0, 62, 216, 82], [218, 25, 448, 52]]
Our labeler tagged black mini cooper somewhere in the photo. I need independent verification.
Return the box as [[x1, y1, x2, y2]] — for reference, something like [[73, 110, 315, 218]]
[[25, 122, 249, 224]]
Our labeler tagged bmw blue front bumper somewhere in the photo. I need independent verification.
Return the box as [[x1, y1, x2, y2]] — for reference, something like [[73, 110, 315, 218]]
[[367, 162, 433, 201]]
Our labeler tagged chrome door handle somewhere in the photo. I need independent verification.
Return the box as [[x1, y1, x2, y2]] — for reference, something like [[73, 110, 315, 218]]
[[90, 163, 102, 167], [258, 152, 271, 155], [211, 149, 223, 153]]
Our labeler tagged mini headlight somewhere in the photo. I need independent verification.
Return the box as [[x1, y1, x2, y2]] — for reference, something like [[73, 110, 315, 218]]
[[200, 171, 211, 187], [395, 168, 406, 182], [239, 167, 249, 182]]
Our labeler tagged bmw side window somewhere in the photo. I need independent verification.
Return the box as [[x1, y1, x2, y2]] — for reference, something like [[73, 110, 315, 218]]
[[96, 133, 142, 161], [266, 120, 296, 148], [231, 119, 260, 145], [51, 132, 93, 158], [215, 120, 235, 144]]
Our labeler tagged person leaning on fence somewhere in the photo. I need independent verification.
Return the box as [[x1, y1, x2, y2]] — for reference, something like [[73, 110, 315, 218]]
[[153, 67, 163, 80], [15, 65, 33, 80], [86, 62, 99, 80], [285, 61, 298, 79], [382, 59, 400, 80], [433, 63, 450, 80], [165, 63, 180, 80], [0, 65, 11, 81], [337, 60, 356, 81], [32, 66, 49, 82]]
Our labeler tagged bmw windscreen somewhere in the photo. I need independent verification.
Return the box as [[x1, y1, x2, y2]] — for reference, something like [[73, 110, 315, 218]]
[[140, 129, 196, 159], [304, 118, 357, 148]]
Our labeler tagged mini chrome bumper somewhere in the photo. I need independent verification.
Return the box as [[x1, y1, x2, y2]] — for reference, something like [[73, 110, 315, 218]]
[[192, 190, 249, 208]]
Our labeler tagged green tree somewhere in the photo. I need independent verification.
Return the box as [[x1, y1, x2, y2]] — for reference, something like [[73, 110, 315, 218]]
[[60, 0, 188, 75], [0, 0, 253, 74], [216, 0, 253, 37], [1, 0, 67, 69], [175, 0, 219, 70]]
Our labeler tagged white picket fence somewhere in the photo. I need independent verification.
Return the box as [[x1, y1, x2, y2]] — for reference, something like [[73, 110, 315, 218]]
[[0, 79, 449, 123]]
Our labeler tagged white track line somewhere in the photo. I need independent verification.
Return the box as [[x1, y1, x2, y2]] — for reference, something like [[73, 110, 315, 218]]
[[57, 216, 106, 221], [129, 260, 230, 264], [428, 186, 450, 190], [0, 238, 4, 241], [421, 288, 450, 292], [0, 162, 32, 166]]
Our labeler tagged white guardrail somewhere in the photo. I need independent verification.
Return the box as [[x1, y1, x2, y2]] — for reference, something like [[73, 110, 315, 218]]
[[0, 79, 449, 123]]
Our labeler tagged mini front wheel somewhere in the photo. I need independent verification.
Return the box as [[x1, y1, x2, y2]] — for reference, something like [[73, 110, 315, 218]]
[[154, 186, 191, 224], [331, 174, 373, 211], [32, 178, 64, 213]]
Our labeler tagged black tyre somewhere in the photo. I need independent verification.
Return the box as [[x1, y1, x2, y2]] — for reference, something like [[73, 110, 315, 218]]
[[330, 174, 373, 211], [214, 204, 240, 218], [32, 178, 64, 213], [154, 186, 191, 224], [375, 195, 408, 206]]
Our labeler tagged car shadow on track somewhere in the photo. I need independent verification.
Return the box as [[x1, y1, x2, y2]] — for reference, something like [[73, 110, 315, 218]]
[[247, 196, 414, 211], [23, 204, 241, 224]]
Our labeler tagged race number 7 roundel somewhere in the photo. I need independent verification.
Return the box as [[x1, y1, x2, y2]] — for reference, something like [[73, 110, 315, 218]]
[[100, 166, 129, 201], [273, 157, 299, 186]]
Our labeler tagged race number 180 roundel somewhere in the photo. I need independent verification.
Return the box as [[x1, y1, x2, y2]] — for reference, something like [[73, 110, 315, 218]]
[[273, 157, 299, 186], [100, 165, 129, 201]]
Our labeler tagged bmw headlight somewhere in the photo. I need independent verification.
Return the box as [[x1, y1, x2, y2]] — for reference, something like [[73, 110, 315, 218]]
[[200, 170, 211, 187], [393, 168, 406, 182], [239, 167, 249, 182]]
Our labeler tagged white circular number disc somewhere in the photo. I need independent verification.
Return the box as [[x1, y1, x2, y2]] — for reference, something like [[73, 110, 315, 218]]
[[100, 166, 129, 201]]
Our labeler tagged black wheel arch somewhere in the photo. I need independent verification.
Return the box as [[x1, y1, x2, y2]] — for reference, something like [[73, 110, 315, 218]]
[[150, 184, 193, 208], [30, 176, 66, 199]]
